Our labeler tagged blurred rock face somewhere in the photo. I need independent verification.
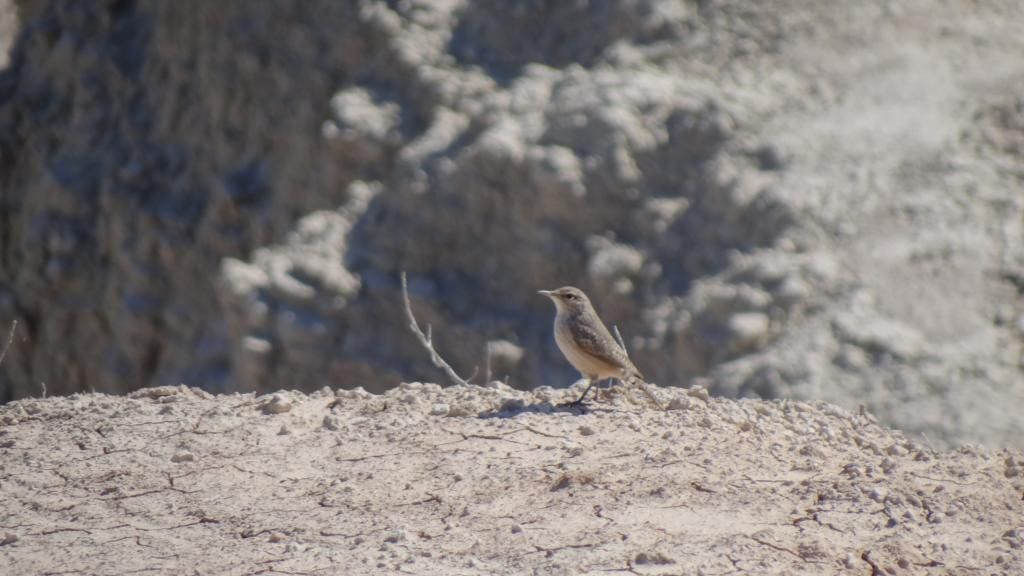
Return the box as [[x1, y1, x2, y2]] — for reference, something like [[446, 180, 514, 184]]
[[1, 0, 1023, 448]]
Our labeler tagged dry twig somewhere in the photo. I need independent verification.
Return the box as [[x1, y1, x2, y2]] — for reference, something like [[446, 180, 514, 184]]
[[612, 325, 627, 352], [0, 320, 16, 368], [400, 273, 471, 387]]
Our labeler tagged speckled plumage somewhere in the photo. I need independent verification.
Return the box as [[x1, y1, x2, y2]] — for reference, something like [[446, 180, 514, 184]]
[[540, 286, 643, 385]]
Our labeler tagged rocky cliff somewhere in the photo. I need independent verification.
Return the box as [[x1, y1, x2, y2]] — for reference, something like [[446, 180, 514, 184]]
[[1, 0, 1022, 449]]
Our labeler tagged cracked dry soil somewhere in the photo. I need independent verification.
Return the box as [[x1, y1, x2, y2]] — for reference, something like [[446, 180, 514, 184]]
[[1, 383, 1022, 575]]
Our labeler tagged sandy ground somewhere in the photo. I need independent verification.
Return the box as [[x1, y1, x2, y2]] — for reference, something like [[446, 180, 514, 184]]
[[1, 383, 1021, 575]]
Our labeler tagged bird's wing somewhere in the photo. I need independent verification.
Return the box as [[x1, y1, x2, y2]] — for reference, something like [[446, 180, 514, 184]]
[[569, 313, 643, 379]]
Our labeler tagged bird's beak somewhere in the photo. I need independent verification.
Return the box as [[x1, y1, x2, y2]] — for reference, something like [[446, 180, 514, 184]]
[[538, 290, 553, 298]]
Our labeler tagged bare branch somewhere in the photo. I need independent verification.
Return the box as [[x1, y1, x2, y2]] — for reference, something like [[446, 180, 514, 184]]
[[400, 273, 471, 387], [484, 341, 492, 385], [612, 324, 627, 355], [0, 320, 16, 368]]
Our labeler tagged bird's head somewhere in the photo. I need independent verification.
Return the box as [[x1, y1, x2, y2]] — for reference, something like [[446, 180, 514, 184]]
[[538, 286, 591, 314]]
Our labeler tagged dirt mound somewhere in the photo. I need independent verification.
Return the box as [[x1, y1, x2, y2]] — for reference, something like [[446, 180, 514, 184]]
[[2, 386, 1021, 574], [1, 1, 1023, 451]]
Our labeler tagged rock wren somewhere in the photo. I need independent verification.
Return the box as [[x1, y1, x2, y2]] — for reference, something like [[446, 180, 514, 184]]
[[539, 286, 651, 405]]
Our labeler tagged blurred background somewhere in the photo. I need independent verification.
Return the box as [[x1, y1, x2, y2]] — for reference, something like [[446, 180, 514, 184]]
[[0, 0, 1022, 449]]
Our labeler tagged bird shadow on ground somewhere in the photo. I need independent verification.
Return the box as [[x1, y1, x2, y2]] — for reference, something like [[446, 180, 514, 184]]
[[478, 381, 629, 419], [477, 401, 624, 419]]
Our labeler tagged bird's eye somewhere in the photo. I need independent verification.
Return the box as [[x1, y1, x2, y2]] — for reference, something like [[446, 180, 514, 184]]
[[565, 294, 575, 300]]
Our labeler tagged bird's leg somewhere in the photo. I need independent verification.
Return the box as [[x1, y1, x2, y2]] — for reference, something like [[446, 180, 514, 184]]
[[606, 377, 623, 401], [572, 378, 597, 405]]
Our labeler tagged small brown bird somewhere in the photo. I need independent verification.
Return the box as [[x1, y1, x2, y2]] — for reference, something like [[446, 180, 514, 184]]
[[539, 286, 654, 405]]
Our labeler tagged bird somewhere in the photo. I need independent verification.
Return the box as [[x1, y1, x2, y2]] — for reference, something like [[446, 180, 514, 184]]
[[538, 286, 658, 406]]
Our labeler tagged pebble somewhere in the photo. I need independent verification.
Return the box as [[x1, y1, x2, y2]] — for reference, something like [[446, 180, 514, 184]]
[[285, 542, 307, 553], [687, 386, 709, 402], [430, 403, 450, 417], [262, 394, 293, 414], [886, 444, 907, 456], [666, 396, 690, 411], [500, 397, 526, 411], [728, 312, 770, 347], [578, 425, 596, 436], [171, 451, 195, 463]]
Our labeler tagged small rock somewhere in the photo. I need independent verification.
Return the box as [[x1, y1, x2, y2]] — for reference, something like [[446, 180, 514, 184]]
[[881, 457, 897, 474], [510, 524, 523, 534], [262, 394, 293, 415], [278, 424, 291, 435], [886, 444, 907, 457], [430, 403, 450, 417], [269, 532, 287, 543], [666, 396, 690, 411], [885, 494, 904, 507], [776, 275, 810, 304], [727, 312, 770, 351], [634, 551, 674, 565], [384, 529, 406, 544], [578, 425, 596, 436], [322, 415, 342, 431], [0, 533, 18, 546], [500, 397, 526, 411], [171, 451, 195, 463], [336, 387, 371, 399], [687, 386, 709, 402], [285, 542, 307, 553]]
